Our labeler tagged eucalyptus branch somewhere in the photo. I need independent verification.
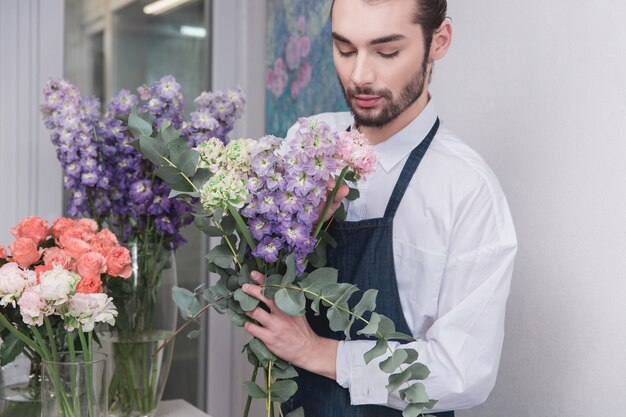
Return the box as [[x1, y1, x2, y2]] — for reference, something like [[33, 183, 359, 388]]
[[152, 299, 221, 357], [160, 155, 200, 192], [243, 364, 260, 417]]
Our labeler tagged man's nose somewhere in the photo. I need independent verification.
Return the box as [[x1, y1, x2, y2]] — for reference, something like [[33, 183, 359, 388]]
[[350, 54, 375, 87]]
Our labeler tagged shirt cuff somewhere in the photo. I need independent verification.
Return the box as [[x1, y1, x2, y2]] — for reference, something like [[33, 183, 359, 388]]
[[335, 340, 390, 405]]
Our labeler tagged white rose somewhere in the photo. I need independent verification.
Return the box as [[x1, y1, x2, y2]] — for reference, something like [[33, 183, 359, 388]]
[[39, 265, 80, 306], [65, 293, 117, 332], [0, 262, 36, 307], [17, 286, 51, 326]]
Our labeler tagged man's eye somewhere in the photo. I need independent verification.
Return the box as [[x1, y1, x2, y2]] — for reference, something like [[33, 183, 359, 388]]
[[379, 51, 399, 59], [337, 50, 356, 57]]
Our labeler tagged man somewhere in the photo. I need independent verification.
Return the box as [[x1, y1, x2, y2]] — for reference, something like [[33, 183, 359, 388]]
[[242, 0, 517, 415]]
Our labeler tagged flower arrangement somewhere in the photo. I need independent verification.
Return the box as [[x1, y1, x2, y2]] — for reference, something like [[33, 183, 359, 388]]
[[40, 75, 246, 416], [0, 216, 128, 417], [126, 113, 435, 417]]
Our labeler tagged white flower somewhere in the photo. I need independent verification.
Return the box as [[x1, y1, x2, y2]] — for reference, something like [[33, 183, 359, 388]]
[[64, 293, 118, 332], [195, 137, 225, 173], [0, 263, 36, 307], [224, 138, 255, 172], [39, 265, 80, 306], [200, 172, 249, 212], [17, 286, 52, 326]]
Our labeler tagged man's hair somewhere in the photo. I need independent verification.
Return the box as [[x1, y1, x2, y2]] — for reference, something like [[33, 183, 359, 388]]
[[331, 0, 448, 48]]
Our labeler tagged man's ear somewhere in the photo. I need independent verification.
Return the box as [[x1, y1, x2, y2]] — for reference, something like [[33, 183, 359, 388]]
[[430, 19, 453, 62]]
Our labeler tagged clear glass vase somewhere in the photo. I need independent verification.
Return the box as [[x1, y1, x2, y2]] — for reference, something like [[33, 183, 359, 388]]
[[0, 354, 41, 417], [101, 242, 178, 417], [41, 352, 108, 417]]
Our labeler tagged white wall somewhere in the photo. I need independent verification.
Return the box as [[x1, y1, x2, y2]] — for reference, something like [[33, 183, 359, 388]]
[[432, 2, 626, 417], [210, 1, 626, 416], [0, 0, 64, 244]]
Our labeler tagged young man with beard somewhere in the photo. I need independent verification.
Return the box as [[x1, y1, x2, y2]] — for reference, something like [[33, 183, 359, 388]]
[[242, 0, 517, 415]]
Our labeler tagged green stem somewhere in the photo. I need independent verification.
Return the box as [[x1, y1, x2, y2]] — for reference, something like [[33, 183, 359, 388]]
[[313, 166, 350, 238], [243, 364, 259, 417], [44, 317, 58, 361], [68, 333, 80, 414], [78, 329, 95, 417], [161, 155, 199, 192], [0, 314, 44, 358], [227, 205, 263, 271]]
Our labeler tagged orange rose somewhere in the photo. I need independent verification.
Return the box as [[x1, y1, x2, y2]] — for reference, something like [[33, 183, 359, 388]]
[[10, 216, 49, 245], [77, 218, 98, 233], [43, 247, 73, 269], [59, 235, 90, 260], [9, 238, 42, 269], [34, 264, 53, 283], [0, 246, 6, 259], [106, 246, 132, 278], [75, 252, 106, 279], [76, 275, 103, 294], [59, 225, 95, 244], [51, 217, 74, 240], [90, 230, 119, 256]]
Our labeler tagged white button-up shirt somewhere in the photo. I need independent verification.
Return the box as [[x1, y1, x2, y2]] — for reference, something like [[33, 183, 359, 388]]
[[287, 100, 517, 412]]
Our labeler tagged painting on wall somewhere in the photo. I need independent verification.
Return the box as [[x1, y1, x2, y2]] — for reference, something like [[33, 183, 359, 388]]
[[265, 0, 349, 136]]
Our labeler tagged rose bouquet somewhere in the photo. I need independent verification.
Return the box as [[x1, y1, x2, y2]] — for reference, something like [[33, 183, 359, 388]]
[[125, 113, 436, 417], [40, 75, 246, 415], [0, 216, 129, 417]]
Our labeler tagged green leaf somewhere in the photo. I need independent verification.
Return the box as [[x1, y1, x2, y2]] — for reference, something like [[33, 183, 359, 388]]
[[274, 288, 306, 316], [206, 245, 234, 269], [327, 306, 351, 334], [220, 215, 236, 235], [308, 240, 327, 268], [160, 121, 181, 143], [226, 309, 247, 327], [364, 338, 388, 364], [168, 176, 196, 192], [155, 166, 184, 183], [172, 286, 201, 320], [178, 149, 200, 177], [379, 349, 408, 373], [169, 189, 199, 198], [344, 171, 357, 182], [386, 367, 412, 392], [319, 230, 337, 248], [0, 332, 24, 366], [399, 382, 429, 404], [353, 289, 378, 317], [139, 135, 168, 166], [234, 288, 260, 312], [272, 365, 298, 379], [168, 137, 191, 162], [406, 362, 430, 381], [285, 407, 304, 417], [388, 331, 415, 342], [192, 167, 213, 188], [187, 329, 201, 339], [282, 253, 297, 285], [270, 379, 298, 402], [401, 348, 419, 364], [334, 203, 347, 222], [237, 264, 251, 286], [263, 274, 283, 299], [346, 187, 360, 201], [128, 113, 153, 138], [242, 381, 267, 399], [375, 314, 397, 338], [299, 268, 338, 295], [402, 403, 425, 417], [194, 216, 224, 237], [321, 283, 358, 306], [248, 338, 277, 367]]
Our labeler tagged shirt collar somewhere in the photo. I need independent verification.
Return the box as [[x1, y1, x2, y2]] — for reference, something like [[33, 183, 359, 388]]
[[372, 99, 439, 173]]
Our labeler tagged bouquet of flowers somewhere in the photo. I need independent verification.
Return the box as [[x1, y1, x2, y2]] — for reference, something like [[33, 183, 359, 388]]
[[125, 113, 436, 417], [40, 75, 246, 415], [0, 216, 129, 417]]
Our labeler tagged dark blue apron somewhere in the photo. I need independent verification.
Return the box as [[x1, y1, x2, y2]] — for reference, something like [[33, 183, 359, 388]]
[[285, 119, 453, 417]]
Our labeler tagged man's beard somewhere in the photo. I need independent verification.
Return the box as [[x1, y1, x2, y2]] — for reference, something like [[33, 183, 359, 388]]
[[340, 54, 430, 129]]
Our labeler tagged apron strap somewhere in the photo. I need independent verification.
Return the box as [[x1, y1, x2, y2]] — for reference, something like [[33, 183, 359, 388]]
[[384, 118, 440, 218]]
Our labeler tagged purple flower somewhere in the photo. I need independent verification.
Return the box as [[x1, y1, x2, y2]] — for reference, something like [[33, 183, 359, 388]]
[[278, 222, 309, 248], [130, 180, 153, 204], [248, 217, 272, 241], [252, 236, 283, 263]]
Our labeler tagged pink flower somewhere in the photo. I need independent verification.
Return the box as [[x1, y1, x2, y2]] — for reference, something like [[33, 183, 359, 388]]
[[106, 246, 132, 278], [10, 216, 49, 245], [296, 15, 307, 33], [0, 262, 36, 307], [50, 217, 74, 240], [58, 235, 91, 259], [59, 224, 95, 244], [299, 36, 311, 58], [18, 286, 50, 326], [337, 130, 378, 179], [290, 80, 302, 99], [77, 218, 98, 234], [75, 252, 107, 279], [285, 33, 302, 70], [268, 58, 288, 98], [76, 275, 103, 294], [297, 62, 312, 87], [43, 247, 73, 269], [90, 229, 119, 257], [8, 238, 42, 269], [0, 246, 6, 259]]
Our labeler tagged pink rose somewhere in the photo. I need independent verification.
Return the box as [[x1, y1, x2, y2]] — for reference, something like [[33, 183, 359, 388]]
[[59, 224, 95, 244], [59, 235, 91, 260], [51, 217, 74, 240], [76, 252, 106, 279], [10, 216, 49, 245], [90, 230, 119, 257], [106, 246, 132, 279], [34, 265, 53, 282], [0, 246, 6, 259], [77, 218, 98, 233], [43, 247, 73, 269], [76, 275, 103, 294], [9, 238, 42, 269]]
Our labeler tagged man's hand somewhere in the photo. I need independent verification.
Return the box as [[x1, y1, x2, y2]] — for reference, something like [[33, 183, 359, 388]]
[[242, 271, 338, 380], [319, 178, 350, 222]]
